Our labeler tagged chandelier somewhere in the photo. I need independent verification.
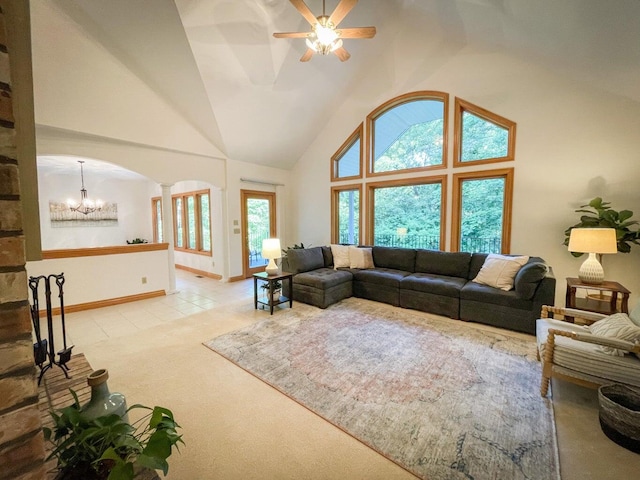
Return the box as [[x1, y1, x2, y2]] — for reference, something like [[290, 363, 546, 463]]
[[305, 1, 343, 55], [67, 160, 102, 215]]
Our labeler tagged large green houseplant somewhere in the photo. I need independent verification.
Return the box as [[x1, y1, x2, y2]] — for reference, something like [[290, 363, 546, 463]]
[[43, 392, 183, 480], [564, 197, 640, 256]]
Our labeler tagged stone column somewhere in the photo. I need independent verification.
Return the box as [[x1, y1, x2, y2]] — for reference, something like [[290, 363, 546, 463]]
[[0, 2, 47, 478], [160, 183, 178, 294]]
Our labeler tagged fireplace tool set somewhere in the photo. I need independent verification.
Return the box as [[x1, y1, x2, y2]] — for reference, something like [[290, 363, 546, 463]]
[[29, 273, 74, 385]]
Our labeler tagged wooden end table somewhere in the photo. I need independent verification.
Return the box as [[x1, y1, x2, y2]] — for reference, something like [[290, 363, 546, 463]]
[[253, 271, 293, 315], [565, 277, 630, 321]]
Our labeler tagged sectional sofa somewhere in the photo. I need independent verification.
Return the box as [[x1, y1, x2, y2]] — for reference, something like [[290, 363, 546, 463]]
[[281, 245, 556, 335]]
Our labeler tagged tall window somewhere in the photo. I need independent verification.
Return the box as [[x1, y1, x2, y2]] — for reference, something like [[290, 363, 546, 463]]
[[367, 177, 445, 250], [367, 92, 448, 176], [451, 169, 513, 253], [151, 197, 163, 243], [153, 189, 211, 255], [331, 124, 363, 181], [331, 185, 361, 244], [454, 98, 516, 166]]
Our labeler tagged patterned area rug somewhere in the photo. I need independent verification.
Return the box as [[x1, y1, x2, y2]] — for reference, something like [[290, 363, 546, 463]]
[[204, 298, 560, 480]]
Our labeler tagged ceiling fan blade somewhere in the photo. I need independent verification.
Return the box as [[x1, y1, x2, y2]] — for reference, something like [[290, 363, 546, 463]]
[[336, 26, 376, 39], [273, 32, 310, 38], [333, 46, 351, 62], [290, 0, 318, 26], [329, 0, 358, 27], [300, 48, 315, 62]]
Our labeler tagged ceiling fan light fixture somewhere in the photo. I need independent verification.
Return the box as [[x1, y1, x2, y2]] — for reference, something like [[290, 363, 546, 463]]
[[306, 19, 341, 55]]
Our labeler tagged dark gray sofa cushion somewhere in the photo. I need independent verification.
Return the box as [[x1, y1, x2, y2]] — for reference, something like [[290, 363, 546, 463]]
[[294, 268, 353, 290], [401, 273, 467, 298], [460, 281, 532, 310], [286, 247, 325, 274], [415, 250, 472, 277], [352, 268, 411, 287], [321, 246, 333, 268], [468, 253, 489, 280], [372, 246, 416, 272], [514, 262, 549, 299]]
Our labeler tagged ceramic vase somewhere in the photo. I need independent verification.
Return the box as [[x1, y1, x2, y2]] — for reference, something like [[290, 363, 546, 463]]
[[82, 369, 129, 422]]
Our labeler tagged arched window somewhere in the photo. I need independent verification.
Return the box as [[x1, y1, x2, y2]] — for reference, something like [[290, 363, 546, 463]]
[[367, 92, 449, 176]]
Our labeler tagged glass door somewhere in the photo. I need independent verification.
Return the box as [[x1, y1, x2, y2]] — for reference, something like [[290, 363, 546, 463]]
[[241, 190, 276, 277]]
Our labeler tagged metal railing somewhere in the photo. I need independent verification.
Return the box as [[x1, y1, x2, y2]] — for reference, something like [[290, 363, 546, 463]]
[[248, 228, 269, 268], [339, 233, 501, 253]]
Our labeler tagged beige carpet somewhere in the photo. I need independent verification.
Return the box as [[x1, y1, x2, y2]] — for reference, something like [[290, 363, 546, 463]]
[[205, 297, 560, 480]]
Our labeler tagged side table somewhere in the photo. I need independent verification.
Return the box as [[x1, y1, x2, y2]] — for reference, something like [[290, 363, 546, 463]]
[[565, 277, 630, 321], [253, 271, 293, 315]]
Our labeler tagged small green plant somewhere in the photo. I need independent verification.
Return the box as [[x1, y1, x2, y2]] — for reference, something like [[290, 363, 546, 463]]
[[564, 197, 640, 256], [43, 391, 183, 480], [260, 281, 282, 291], [282, 242, 308, 257], [126, 238, 148, 244]]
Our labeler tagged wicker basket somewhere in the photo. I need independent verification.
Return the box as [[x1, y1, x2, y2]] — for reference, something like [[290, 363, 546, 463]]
[[598, 384, 640, 453]]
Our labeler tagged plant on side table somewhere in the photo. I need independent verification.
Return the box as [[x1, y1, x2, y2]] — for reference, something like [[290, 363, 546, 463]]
[[43, 391, 183, 480], [260, 280, 282, 303], [564, 197, 640, 256]]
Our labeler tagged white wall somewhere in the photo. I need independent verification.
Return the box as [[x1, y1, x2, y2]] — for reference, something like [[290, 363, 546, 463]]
[[291, 46, 640, 307], [37, 168, 155, 249], [26, 249, 170, 308]]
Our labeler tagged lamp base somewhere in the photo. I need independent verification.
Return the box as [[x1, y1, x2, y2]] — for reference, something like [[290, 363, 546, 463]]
[[578, 252, 605, 285], [265, 258, 280, 276]]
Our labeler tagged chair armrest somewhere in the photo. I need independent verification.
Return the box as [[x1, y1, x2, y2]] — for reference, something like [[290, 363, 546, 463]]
[[541, 305, 607, 323], [548, 328, 640, 355]]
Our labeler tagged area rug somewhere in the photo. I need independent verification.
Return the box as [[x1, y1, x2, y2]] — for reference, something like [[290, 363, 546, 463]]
[[204, 298, 560, 480]]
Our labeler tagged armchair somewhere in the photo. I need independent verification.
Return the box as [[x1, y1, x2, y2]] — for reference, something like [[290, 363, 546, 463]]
[[537, 305, 640, 397]]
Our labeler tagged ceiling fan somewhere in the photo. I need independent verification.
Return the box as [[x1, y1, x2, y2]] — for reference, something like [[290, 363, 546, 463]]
[[273, 0, 376, 62]]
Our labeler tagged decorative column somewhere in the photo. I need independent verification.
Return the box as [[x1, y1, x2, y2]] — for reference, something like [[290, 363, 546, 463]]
[[160, 183, 177, 294]]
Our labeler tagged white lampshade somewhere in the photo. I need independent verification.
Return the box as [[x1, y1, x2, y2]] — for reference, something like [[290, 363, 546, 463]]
[[568, 228, 617, 284], [262, 238, 281, 276], [568, 228, 618, 254]]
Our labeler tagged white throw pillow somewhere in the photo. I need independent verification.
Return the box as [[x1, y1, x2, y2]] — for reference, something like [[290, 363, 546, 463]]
[[472, 254, 529, 291], [349, 246, 374, 269], [330, 244, 351, 269], [630, 302, 640, 327], [589, 313, 640, 356]]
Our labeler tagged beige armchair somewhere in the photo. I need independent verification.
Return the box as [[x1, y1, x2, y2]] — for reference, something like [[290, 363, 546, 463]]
[[536, 305, 640, 397]]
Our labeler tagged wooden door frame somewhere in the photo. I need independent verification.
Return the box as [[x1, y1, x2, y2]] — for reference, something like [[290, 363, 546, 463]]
[[240, 190, 277, 278]]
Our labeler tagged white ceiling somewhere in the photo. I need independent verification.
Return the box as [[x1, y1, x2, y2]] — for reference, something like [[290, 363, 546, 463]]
[[38, 155, 149, 180], [46, 0, 640, 171]]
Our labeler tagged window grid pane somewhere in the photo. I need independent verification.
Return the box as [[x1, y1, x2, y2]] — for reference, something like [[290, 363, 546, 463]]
[[200, 194, 211, 252], [373, 100, 445, 173], [155, 199, 163, 243], [175, 198, 184, 248], [460, 111, 509, 162], [373, 183, 441, 249], [460, 178, 505, 253], [335, 138, 360, 178], [337, 190, 359, 244], [187, 196, 196, 249]]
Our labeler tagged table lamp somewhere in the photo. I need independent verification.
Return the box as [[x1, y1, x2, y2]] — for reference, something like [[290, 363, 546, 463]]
[[262, 238, 281, 276], [567, 228, 617, 284]]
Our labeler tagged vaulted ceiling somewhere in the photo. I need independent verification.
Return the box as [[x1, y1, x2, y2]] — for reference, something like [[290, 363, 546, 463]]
[[41, 0, 640, 170]]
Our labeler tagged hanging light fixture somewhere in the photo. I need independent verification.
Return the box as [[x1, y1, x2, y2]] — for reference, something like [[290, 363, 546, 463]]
[[305, 0, 343, 55], [67, 160, 102, 215]]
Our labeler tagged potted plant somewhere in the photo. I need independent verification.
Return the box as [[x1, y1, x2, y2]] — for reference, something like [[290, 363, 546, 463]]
[[43, 392, 183, 480], [564, 197, 640, 256], [260, 281, 282, 303], [126, 238, 148, 244]]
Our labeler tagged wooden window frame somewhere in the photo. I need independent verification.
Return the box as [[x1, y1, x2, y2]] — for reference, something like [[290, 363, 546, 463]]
[[331, 183, 363, 245], [453, 97, 517, 167], [172, 189, 212, 256], [365, 175, 447, 249], [450, 168, 514, 254], [366, 91, 449, 178], [331, 123, 363, 182]]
